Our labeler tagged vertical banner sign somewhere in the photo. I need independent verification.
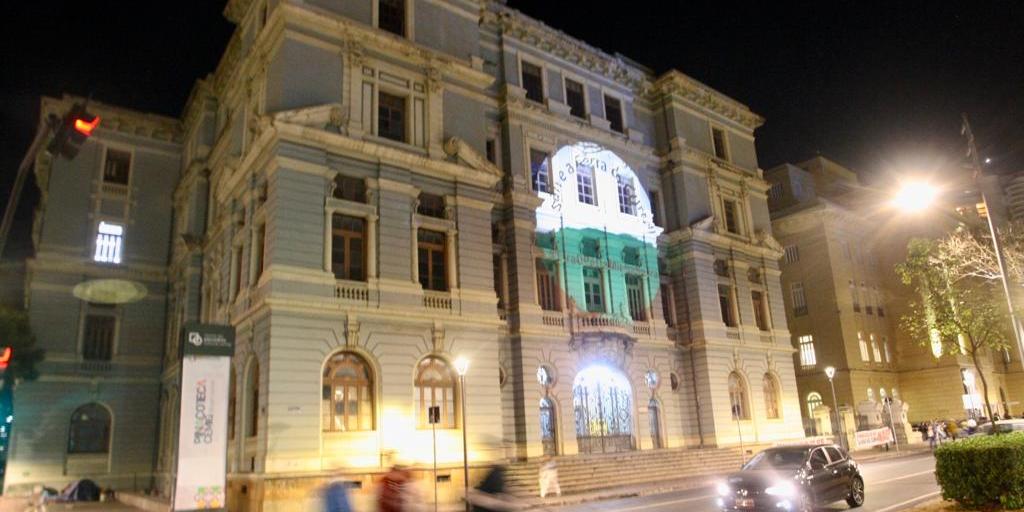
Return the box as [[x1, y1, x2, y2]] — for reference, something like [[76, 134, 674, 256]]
[[174, 323, 235, 511]]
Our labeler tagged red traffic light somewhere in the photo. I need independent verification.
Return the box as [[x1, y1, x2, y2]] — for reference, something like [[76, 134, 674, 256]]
[[74, 116, 100, 136], [0, 347, 10, 370]]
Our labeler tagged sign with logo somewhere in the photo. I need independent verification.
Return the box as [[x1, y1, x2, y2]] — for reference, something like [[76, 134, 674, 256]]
[[854, 426, 894, 449], [174, 323, 235, 511]]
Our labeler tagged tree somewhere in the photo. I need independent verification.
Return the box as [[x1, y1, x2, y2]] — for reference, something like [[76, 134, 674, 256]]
[[896, 238, 1010, 420], [0, 306, 44, 387], [939, 221, 1024, 286]]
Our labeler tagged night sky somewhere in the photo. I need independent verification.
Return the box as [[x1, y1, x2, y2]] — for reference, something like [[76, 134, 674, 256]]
[[2, 1, 1022, 255]]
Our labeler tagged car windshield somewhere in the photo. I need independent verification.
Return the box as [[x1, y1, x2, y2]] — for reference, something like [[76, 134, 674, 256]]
[[743, 449, 808, 470]]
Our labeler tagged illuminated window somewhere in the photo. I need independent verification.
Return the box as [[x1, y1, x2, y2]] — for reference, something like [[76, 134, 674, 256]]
[[331, 214, 366, 281], [67, 403, 111, 455], [82, 303, 116, 361], [332, 174, 366, 203], [871, 334, 881, 362], [718, 284, 737, 327], [582, 267, 605, 313], [729, 372, 748, 420], [377, 91, 406, 142], [790, 282, 807, 316], [521, 61, 544, 103], [377, 0, 405, 36], [93, 221, 124, 264], [415, 356, 457, 429], [712, 127, 729, 160], [535, 259, 560, 311], [798, 335, 816, 368], [417, 229, 447, 291], [576, 164, 596, 205], [806, 392, 823, 417], [752, 290, 770, 331], [763, 374, 780, 419], [858, 331, 869, 362], [626, 274, 647, 321], [723, 199, 741, 234], [617, 175, 636, 215], [530, 149, 550, 193], [245, 359, 260, 437], [604, 95, 624, 133], [102, 148, 131, 185], [322, 352, 374, 432], [883, 338, 892, 363], [565, 79, 586, 119]]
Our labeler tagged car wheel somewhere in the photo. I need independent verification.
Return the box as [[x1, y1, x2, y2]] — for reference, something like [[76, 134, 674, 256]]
[[846, 476, 865, 508]]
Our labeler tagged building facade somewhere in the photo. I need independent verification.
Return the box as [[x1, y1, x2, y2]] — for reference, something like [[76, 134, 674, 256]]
[[768, 157, 1024, 431], [9, 0, 807, 507], [4, 97, 180, 493]]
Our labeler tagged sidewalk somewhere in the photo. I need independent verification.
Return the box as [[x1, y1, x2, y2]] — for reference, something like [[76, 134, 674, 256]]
[[0, 496, 145, 512]]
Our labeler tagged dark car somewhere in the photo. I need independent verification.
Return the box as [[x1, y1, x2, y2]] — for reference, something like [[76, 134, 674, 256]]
[[716, 444, 864, 512]]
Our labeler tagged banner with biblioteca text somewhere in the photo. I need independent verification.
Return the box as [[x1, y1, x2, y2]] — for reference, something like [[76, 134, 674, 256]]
[[174, 323, 235, 511]]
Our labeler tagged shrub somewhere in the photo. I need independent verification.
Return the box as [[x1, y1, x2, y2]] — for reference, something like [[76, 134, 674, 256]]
[[934, 431, 1024, 509]]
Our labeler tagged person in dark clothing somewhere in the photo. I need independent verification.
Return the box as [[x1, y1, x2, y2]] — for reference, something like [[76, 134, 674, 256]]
[[470, 465, 514, 512]]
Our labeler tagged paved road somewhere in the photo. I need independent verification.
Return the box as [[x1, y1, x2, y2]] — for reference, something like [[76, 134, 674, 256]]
[[556, 452, 939, 512]]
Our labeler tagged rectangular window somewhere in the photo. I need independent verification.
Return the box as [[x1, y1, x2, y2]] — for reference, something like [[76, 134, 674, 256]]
[[521, 61, 544, 103], [871, 334, 882, 362], [626, 274, 647, 321], [377, 91, 406, 142], [883, 337, 892, 363], [723, 199, 741, 234], [82, 304, 116, 361], [332, 175, 367, 203], [580, 237, 601, 258], [564, 79, 586, 119], [417, 193, 446, 218], [798, 335, 816, 368], [863, 283, 873, 314], [660, 283, 676, 327], [582, 267, 604, 313], [576, 164, 596, 205], [718, 284, 736, 327], [617, 176, 636, 215], [377, 0, 405, 36], [417, 229, 447, 291], [649, 190, 662, 227], [232, 245, 244, 299], [768, 182, 783, 203], [604, 94, 624, 133], [485, 138, 496, 164], [858, 331, 870, 362], [783, 245, 800, 264], [752, 290, 770, 331], [850, 280, 861, 312], [536, 259, 560, 311], [791, 281, 807, 316], [876, 288, 885, 317], [93, 221, 124, 264], [712, 127, 729, 160], [493, 254, 505, 310], [103, 149, 131, 185], [530, 149, 550, 193], [253, 224, 266, 283], [622, 246, 641, 266], [331, 214, 366, 281]]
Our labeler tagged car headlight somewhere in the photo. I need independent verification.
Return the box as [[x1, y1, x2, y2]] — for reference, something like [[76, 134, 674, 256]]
[[717, 482, 731, 496], [765, 482, 797, 497]]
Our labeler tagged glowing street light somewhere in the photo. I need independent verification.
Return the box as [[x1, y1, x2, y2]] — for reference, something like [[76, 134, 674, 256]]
[[892, 181, 939, 213], [454, 356, 470, 511]]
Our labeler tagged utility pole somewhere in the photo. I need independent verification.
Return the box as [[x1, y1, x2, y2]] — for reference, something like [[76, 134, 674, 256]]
[[0, 124, 50, 259], [961, 114, 1024, 367]]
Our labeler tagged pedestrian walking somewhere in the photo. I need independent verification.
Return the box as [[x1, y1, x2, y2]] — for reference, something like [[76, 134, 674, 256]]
[[323, 480, 354, 512], [378, 465, 410, 512], [538, 456, 561, 499], [927, 422, 936, 449], [470, 465, 515, 512]]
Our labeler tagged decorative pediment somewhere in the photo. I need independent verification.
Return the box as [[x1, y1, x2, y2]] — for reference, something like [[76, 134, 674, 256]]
[[271, 103, 347, 133], [443, 137, 503, 178], [569, 331, 636, 369]]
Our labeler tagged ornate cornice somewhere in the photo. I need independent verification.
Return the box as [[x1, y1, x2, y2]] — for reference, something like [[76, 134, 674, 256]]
[[40, 95, 181, 143], [651, 71, 764, 130]]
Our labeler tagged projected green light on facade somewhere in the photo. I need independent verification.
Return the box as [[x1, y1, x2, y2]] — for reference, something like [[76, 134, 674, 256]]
[[534, 142, 663, 323]]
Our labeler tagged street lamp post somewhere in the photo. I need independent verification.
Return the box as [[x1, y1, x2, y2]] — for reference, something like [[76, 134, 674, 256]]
[[455, 357, 470, 512], [825, 366, 845, 450]]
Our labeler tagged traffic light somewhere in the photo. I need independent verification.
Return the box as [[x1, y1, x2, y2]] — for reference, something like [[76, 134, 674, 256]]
[[46, 103, 100, 160], [0, 347, 10, 371]]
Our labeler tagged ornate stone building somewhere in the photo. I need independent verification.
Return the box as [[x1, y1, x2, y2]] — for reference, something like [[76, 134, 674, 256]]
[[9, 0, 806, 507]]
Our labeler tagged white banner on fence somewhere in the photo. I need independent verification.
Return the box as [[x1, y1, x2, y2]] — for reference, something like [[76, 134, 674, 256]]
[[854, 427, 894, 449], [174, 355, 231, 510]]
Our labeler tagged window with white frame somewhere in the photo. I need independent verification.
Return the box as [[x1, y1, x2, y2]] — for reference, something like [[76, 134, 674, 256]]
[[617, 175, 636, 215], [576, 164, 596, 205], [783, 244, 800, 264], [790, 281, 807, 316], [94, 221, 124, 264], [723, 199, 741, 234], [858, 331, 870, 361], [871, 333, 881, 362], [530, 149, 550, 193], [798, 335, 816, 368]]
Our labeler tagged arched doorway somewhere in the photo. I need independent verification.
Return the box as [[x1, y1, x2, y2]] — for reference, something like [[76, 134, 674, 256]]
[[573, 365, 634, 453], [648, 399, 663, 449], [540, 398, 558, 455]]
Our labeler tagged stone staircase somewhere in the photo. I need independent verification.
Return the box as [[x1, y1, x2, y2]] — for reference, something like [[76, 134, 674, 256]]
[[505, 446, 744, 497]]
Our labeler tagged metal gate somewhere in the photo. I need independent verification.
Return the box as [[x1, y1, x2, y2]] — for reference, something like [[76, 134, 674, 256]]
[[540, 398, 558, 455], [573, 366, 634, 453]]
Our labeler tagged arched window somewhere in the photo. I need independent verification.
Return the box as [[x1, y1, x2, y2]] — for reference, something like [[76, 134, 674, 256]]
[[322, 352, 374, 432], [762, 373, 781, 419], [728, 372, 749, 420], [415, 356, 456, 429], [68, 403, 111, 454], [806, 392, 823, 417], [245, 359, 260, 438]]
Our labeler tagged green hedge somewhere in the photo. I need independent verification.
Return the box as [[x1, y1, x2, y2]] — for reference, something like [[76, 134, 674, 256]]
[[935, 431, 1024, 509]]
